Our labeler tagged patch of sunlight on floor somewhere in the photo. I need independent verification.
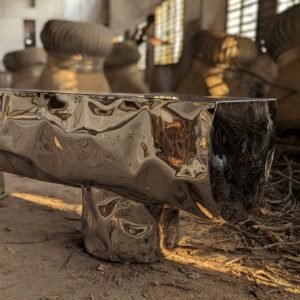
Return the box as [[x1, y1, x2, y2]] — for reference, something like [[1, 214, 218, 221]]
[[10, 192, 82, 215], [165, 249, 300, 295]]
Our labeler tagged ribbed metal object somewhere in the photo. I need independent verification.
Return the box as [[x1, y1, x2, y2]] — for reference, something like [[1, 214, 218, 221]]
[[105, 41, 149, 93], [3, 48, 46, 89], [265, 4, 300, 61], [177, 30, 259, 97], [41, 20, 113, 58], [0, 71, 12, 89], [194, 30, 258, 67], [265, 4, 300, 129], [3, 48, 46, 72], [36, 20, 112, 92], [105, 41, 141, 68]]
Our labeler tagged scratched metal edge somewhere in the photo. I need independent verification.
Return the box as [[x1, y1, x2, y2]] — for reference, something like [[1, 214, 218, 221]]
[[0, 88, 276, 103]]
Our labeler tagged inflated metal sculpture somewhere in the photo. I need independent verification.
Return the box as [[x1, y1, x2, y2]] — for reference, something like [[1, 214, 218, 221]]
[[0, 89, 276, 262], [36, 20, 112, 92], [177, 30, 258, 97], [3, 48, 46, 89], [104, 40, 149, 93], [0, 71, 12, 89], [265, 4, 300, 130]]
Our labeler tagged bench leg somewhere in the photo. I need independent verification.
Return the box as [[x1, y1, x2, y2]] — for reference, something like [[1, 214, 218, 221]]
[[81, 187, 179, 263]]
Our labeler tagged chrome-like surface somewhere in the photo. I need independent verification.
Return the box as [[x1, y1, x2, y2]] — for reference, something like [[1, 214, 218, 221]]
[[0, 90, 276, 221], [82, 188, 179, 262]]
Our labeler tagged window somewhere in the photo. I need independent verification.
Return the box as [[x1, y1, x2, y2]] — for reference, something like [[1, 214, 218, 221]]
[[277, 0, 300, 13], [226, 0, 259, 40], [154, 0, 184, 66]]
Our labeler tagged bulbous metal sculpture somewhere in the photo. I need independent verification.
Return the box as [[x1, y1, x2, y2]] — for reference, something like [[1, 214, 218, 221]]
[[265, 4, 300, 130], [0, 89, 276, 262], [104, 41, 149, 93], [177, 30, 258, 97], [36, 19, 113, 92], [3, 48, 46, 89], [0, 71, 12, 89]]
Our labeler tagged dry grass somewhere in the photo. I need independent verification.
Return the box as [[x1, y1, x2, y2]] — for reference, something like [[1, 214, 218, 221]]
[[178, 135, 300, 294]]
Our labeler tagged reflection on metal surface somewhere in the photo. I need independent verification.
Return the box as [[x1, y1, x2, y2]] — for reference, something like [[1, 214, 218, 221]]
[[210, 102, 276, 220], [0, 90, 275, 219], [82, 188, 179, 262], [11, 192, 82, 214]]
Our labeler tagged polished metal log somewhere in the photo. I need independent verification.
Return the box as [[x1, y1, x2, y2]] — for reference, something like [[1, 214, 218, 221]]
[[0, 90, 276, 219], [0, 90, 276, 261]]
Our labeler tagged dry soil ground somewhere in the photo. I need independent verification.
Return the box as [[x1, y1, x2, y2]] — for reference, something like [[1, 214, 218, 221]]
[[0, 174, 299, 300]]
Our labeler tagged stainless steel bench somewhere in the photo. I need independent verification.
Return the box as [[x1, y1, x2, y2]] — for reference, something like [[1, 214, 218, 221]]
[[0, 90, 276, 262]]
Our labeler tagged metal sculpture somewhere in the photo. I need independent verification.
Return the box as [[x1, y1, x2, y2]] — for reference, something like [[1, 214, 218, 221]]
[[36, 20, 112, 92], [177, 30, 258, 97], [0, 90, 276, 262], [3, 48, 46, 89], [104, 41, 149, 93], [265, 4, 300, 130]]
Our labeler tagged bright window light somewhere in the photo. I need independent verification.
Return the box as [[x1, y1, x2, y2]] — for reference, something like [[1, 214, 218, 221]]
[[154, 0, 184, 66], [226, 0, 259, 40], [277, 0, 300, 13]]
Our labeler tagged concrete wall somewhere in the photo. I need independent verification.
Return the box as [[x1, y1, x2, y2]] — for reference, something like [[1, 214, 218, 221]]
[[200, 0, 226, 32], [109, 0, 161, 35], [0, 0, 107, 70], [64, 0, 109, 25]]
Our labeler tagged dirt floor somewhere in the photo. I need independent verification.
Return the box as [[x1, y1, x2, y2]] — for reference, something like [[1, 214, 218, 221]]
[[0, 173, 299, 300]]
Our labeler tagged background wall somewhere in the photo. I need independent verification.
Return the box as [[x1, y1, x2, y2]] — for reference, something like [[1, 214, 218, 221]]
[[0, 0, 108, 70]]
